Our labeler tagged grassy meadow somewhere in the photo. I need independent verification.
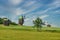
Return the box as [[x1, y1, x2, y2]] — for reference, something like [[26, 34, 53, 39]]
[[0, 25, 60, 40]]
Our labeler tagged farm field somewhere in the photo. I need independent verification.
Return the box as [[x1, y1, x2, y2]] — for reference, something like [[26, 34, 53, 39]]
[[0, 25, 60, 40]]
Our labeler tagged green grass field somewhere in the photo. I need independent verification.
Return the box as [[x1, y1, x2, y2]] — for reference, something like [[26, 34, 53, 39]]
[[0, 25, 60, 40]]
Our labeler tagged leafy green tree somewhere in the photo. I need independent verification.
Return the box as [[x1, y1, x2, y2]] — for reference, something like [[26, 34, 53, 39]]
[[33, 17, 43, 31], [0, 18, 3, 24]]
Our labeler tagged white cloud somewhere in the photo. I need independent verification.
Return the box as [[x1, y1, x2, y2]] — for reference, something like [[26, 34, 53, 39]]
[[55, 11, 60, 13], [48, 0, 60, 8], [15, 8, 24, 15], [40, 15, 49, 19], [9, 0, 23, 5], [36, 6, 58, 14], [10, 8, 26, 16], [25, 16, 36, 21], [39, 9, 50, 14], [36, 0, 60, 15], [24, 18, 30, 21], [8, 0, 43, 16], [20, 2, 42, 15], [15, 8, 33, 16], [24, 18, 34, 26], [37, 0, 59, 15], [0, 16, 7, 18], [9, 0, 60, 21], [24, 1, 36, 7], [53, 0, 60, 7], [14, 6, 42, 16]]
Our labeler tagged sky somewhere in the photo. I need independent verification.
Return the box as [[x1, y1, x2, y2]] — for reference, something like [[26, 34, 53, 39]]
[[0, 0, 60, 27]]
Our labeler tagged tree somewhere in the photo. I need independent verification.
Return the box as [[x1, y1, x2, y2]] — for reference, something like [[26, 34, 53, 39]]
[[0, 18, 3, 24], [0, 17, 18, 26], [33, 17, 43, 31], [47, 24, 51, 27], [10, 22, 18, 25]]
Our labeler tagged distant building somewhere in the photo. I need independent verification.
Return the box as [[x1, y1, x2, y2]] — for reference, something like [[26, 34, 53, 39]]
[[3, 18, 10, 26], [45, 21, 51, 27]]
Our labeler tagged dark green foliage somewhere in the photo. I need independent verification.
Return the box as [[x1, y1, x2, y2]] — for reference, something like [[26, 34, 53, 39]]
[[47, 24, 51, 27], [45, 30, 57, 32], [10, 22, 18, 25], [0, 18, 3, 24], [33, 17, 43, 31], [0, 17, 18, 26]]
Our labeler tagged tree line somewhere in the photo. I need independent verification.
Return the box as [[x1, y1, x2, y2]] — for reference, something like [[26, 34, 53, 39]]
[[0, 16, 51, 31], [0, 18, 17, 25]]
